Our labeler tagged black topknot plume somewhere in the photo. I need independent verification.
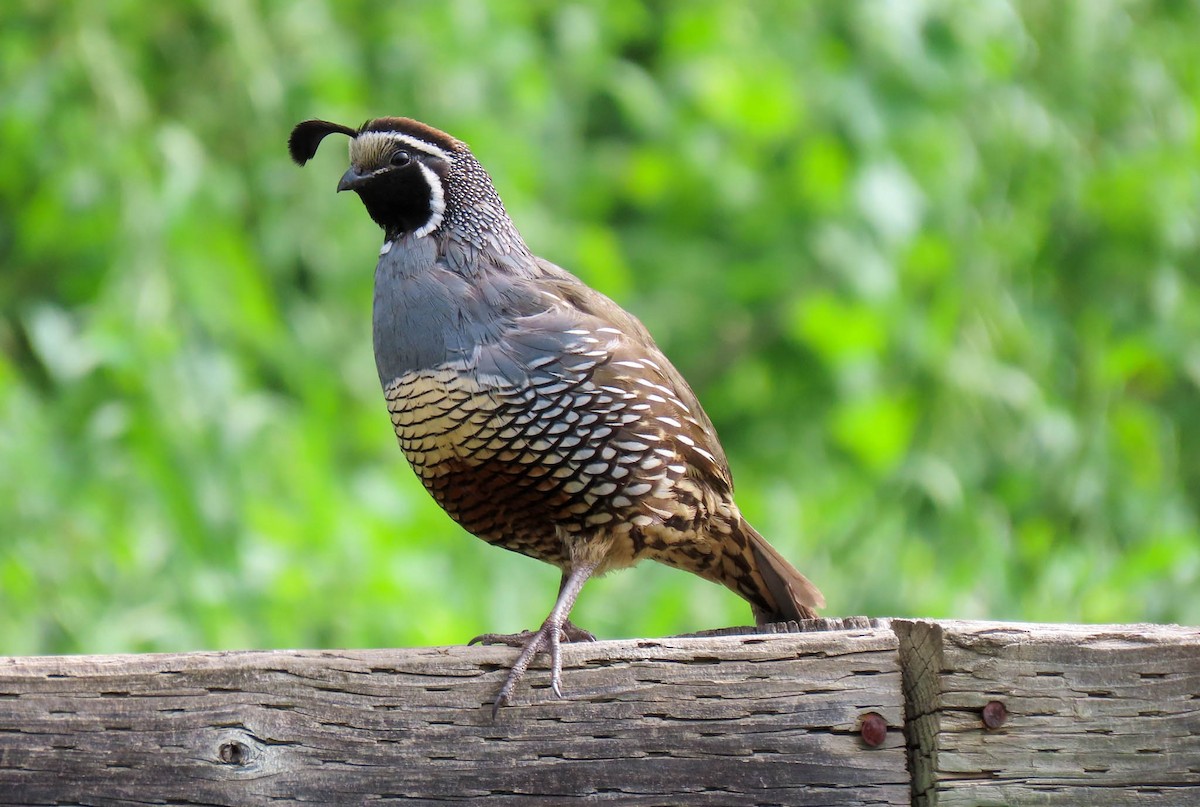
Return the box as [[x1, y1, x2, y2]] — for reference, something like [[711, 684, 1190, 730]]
[[288, 119, 358, 165]]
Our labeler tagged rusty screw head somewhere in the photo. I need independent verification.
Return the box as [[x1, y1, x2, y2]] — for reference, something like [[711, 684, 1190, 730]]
[[859, 712, 887, 747], [982, 700, 1007, 729]]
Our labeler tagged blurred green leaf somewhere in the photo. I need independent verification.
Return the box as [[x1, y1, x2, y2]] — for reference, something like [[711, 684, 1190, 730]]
[[1, 1, 1198, 656]]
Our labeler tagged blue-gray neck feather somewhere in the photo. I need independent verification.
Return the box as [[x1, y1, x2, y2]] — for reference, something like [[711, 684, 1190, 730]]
[[372, 230, 540, 388]]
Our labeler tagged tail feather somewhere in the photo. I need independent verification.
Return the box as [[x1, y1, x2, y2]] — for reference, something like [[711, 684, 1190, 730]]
[[742, 521, 824, 625]]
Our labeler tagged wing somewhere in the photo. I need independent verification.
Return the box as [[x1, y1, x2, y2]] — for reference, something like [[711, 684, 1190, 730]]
[[528, 257, 732, 484]]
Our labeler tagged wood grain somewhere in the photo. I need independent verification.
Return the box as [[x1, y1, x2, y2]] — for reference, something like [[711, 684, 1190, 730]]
[[0, 624, 905, 806], [2, 620, 1197, 805], [904, 620, 1200, 807]]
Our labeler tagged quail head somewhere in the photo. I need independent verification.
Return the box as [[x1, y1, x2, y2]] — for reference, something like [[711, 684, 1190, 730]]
[[289, 116, 825, 714]]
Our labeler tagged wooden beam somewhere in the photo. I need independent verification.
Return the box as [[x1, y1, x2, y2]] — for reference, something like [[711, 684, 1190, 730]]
[[0, 619, 1196, 805], [0, 622, 905, 805], [896, 620, 1200, 807]]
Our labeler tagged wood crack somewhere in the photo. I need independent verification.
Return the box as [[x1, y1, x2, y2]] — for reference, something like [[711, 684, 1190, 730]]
[[0, 620, 1196, 805]]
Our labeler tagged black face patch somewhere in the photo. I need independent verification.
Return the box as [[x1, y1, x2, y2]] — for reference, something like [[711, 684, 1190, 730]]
[[353, 157, 446, 239]]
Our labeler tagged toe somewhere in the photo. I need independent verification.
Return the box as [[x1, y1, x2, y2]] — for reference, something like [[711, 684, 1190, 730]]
[[560, 620, 597, 643], [469, 630, 537, 648]]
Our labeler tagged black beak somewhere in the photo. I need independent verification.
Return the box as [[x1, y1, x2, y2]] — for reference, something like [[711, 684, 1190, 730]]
[[337, 167, 370, 192]]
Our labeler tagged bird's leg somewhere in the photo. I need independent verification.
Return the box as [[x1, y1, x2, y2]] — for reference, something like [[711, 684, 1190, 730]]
[[490, 560, 598, 718], [469, 571, 597, 647]]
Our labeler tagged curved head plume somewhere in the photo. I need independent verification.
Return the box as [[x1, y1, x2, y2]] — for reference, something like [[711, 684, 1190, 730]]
[[288, 117, 465, 166], [288, 119, 358, 165]]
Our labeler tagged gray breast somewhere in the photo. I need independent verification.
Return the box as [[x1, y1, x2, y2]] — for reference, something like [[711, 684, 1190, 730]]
[[373, 239, 495, 387]]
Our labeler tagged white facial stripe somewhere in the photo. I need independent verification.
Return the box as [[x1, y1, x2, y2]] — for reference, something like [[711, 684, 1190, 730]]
[[413, 161, 445, 238], [352, 131, 454, 163]]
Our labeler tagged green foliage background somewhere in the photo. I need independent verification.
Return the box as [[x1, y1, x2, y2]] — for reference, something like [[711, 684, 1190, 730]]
[[2, 1, 1197, 656]]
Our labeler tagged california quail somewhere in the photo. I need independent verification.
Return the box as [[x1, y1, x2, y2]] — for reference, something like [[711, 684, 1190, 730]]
[[288, 117, 825, 713]]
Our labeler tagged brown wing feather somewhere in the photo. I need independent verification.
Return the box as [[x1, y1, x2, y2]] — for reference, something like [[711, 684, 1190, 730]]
[[532, 257, 732, 482]]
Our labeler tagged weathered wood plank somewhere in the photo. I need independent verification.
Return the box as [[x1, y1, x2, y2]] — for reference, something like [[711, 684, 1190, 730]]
[[896, 620, 1200, 807], [4, 619, 1197, 805], [0, 627, 907, 806]]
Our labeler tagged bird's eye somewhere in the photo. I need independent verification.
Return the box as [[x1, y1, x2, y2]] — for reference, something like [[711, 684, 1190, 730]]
[[390, 150, 412, 167]]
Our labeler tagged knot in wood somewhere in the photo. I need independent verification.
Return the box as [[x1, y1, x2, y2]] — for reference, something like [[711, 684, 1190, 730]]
[[218, 740, 250, 765]]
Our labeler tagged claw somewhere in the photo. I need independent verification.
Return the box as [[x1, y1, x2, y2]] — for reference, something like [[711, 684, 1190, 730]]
[[558, 621, 598, 643], [469, 629, 537, 648], [490, 625, 550, 720]]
